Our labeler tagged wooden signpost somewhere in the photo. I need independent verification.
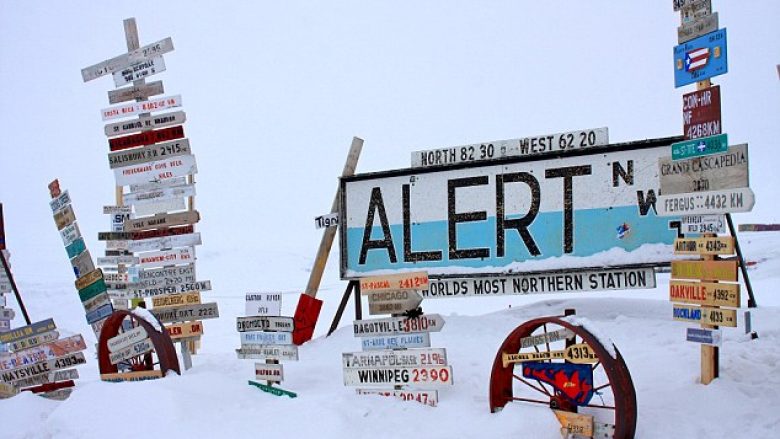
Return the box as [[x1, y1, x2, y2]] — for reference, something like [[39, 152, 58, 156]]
[[501, 343, 599, 367], [105, 110, 186, 137]]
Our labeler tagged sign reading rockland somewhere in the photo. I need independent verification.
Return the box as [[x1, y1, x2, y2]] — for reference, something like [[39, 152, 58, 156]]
[[341, 139, 678, 278]]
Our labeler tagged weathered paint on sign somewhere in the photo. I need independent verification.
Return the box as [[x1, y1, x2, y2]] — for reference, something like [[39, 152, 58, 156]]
[[361, 332, 431, 351], [342, 141, 679, 278], [0, 319, 56, 344], [657, 187, 755, 216], [108, 81, 165, 104], [678, 13, 719, 44], [112, 55, 166, 87], [367, 290, 423, 315], [75, 268, 103, 291], [343, 348, 447, 369], [165, 321, 204, 340], [671, 260, 738, 281], [236, 345, 299, 361], [54, 205, 77, 230], [101, 370, 163, 382], [240, 331, 293, 346], [78, 277, 108, 302], [670, 134, 729, 161], [110, 139, 191, 169], [107, 326, 148, 353], [315, 212, 339, 229], [149, 302, 219, 323], [49, 191, 71, 213], [236, 316, 294, 332], [683, 85, 721, 140], [152, 291, 201, 308], [65, 238, 86, 259], [673, 28, 727, 88], [519, 328, 575, 349], [343, 365, 453, 387], [59, 222, 81, 247], [9, 331, 59, 352], [669, 280, 740, 307], [0, 353, 86, 383], [672, 304, 737, 327], [109, 338, 154, 364], [661, 144, 748, 195], [101, 95, 182, 121], [356, 389, 439, 407], [673, 237, 735, 255], [113, 154, 198, 186], [85, 303, 113, 324], [353, 314, 445, 337], [104, 111, 186, 137], [125, 210, 200, 232], [81, 37, 174, 82], [553, 410, 594, 438]]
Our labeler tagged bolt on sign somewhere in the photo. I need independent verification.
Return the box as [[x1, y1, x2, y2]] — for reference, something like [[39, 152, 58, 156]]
[[341, 138, 680, 278], [673, 28, 727, 88], [683, 84, 721, 140]]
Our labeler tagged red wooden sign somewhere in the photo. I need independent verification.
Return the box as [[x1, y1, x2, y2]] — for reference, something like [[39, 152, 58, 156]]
[[132, 224, 194, 241], [108, 125, 185, 151], [683, 85, 721, 140]]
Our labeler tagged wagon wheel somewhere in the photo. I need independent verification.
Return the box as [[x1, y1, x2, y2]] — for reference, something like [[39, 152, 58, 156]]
[[489, 316, 636, 439], [97, 310, 180, 377]]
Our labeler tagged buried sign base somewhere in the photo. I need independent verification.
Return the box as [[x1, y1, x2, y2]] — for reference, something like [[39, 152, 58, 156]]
[[248, 380, 297, 398]]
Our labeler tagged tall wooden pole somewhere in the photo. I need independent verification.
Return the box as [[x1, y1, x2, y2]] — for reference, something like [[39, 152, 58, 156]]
[[0, 204, 32, 325]]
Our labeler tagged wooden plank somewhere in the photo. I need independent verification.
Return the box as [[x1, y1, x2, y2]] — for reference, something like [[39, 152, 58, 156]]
[[678, 12, 719, 44], [133, 198, 187, 217], [236, 316, 294, 333], [101, 370, 163, 382], [108, 126, 185, 152], [361, 333, 431, 351], [240, 331, 293, 346], [245, 293, 282, 317], [8, 331, 59, 352], [124, 210, 200, 232], [519, 328, 575, 348], [0, 352, 86, 383], [657, 187, 755, 216], [670, 280, 740, 307], [660, 144, 748, 195], [109, 337, 153, 364], [112, 55, 166, 87], [0, 319, 56, 344], [342, 348, 447, 369], [355, 389, 438, 407], [554, 410, 594, 437], [101, 95, 182, 121], [97, 255, 139, 266], [83, 292, 112, 313], [367, 290, 423, 315], [152, 291, 201, 308], [0, 335, 86, 371], [49, 191, 71, 213], [81, 37, 174, 82], [683, 85, 721, 140], [105, 111, 186, 137], [59, 222, 82, 247], [165, 321, 204, 340], [129, 176, 188, 193], [134, 280, 211, 298], [122, 185, 196, 207], [113, 154, 197, 186], [671, 260, 738, 281], [85, 303, 113, 324], [681, 214, 725, 234], [108, 81, 164, 104], [137, 247, 195, 268], [113, 232, 201, 253], [10, 368, 79, 390], [109, 139, 191, 169], [53, 205, 76, 230], [673, 304, 737, 327], [686, 327, 722, 346], [359, 271, 429, 293], [138, 264, 196, 288], [149, 302, 219, 323], [343, 365, 453, 388], [247, 380, 297, 398], [75, 268, 103, 291], [352, 314, 446, 337], [107, 326, 148, 353], [255, 363, 284, 382], [673, 237, 735, 255], [78, 277, 108, 302], [502, 343, 598, 367], [235, 345, 298, 361]]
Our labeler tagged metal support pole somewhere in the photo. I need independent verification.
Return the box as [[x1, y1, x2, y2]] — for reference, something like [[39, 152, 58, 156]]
[[726, 214, 757, 308]]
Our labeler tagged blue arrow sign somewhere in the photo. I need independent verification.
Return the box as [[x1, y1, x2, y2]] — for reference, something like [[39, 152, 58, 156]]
[[674, 28, 728, 88]]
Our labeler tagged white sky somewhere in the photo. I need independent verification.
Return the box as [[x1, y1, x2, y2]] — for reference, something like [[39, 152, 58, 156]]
[[0, 1, 778, 303]]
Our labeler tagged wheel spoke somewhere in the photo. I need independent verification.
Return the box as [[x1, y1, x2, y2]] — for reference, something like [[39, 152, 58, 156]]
[[583, 403, 615, 410], [594, 382, 611, 392], [512, 374, 551, 397], [592, 361, 601, 371], [511, 396, 550, 405]]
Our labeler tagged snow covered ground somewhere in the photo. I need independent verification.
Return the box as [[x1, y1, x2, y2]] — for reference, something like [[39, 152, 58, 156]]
[[2, 231, 778, 439]]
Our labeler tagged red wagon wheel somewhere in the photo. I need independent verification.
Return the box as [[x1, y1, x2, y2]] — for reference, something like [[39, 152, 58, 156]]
[[97, 310, 180, 378], [489, 316, 637, 439]]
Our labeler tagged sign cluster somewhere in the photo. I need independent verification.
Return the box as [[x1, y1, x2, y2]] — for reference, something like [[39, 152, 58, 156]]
[[343, 272, 452, 407], [82, 21, 218, 368], [0, 250, 12, 342], [48, 180, 114, 339], [0, 319, 88, 400], [237, 293, 298, 398]]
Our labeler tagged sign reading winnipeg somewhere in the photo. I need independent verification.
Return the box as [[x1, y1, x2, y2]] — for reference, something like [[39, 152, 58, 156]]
[[341, 142, 678, 277]]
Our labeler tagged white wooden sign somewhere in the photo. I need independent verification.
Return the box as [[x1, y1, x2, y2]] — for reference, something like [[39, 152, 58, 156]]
[[97, 255, 139, 266], [134, 197, 187, 217], [110, 139, 192, 170], [122, 185, 196, 207], [114, 232, 201, 253], [236, 316, 294, 332], [245, 293, 282, 317], [137, 247, 195, 268], [343, 348, 448, 369], [361, 333, 431, 351], [519, 328, 575, 349], [107, 326, 148, 353], [113, 55, 166, 87], [255, 363, 284, 382], [59, 222, 82, 247], [367, 290, 423, 315], [659, 144, 749, 195], [105, 111, 186, 137], [235, 345, 299, 361], [150, 302, 219, 323], [138, 264, 196, 287], [134, 280, 211, 298], [81, 37, 174, 82], [315, 212, 339, 229], [356, 389, 438, 407], [113, 154, 197, 186], [343, 365, 453, 387], [353, 314, 445, 337], [109, 338, 154, 365], [657, 187, 755, 216], [0, 352, 86, 383], [101, 95, 182, 121], [124, 210, 200, 232], [108, 81, 164, 105], [240, 331, 293, 346], [681, 214, 726, 234], [130, 176, 188, 193]]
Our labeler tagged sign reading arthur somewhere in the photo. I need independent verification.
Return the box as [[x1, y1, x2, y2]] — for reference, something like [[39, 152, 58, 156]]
[[340, 137, 680, 279]]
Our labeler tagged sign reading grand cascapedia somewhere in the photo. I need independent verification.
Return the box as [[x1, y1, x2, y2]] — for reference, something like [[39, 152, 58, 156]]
[[340, 139, 679, 279]]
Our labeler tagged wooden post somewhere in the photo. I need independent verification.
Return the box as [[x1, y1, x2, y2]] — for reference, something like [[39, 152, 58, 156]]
[[180, 338, 192, 370]]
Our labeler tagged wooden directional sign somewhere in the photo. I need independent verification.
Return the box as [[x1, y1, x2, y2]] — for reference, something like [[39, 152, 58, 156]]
[[108, 126, 185, 152], [125, 210, 200, 232], [110, 139, 191, 170], [165, 320, 204, 340], [150, 302, 219, 323], [114, 154, 198, 186], [134, 280, 211, 298], [123, 185, 196, 207], [138, 264, 196, 288], [681, 214, 725, 234], [671, 260, 738, 281], [670, 280, 740, 307], [75, 268, 103, 291], [103, 205, 133, 215], [245, 293, 282, 317], [0, 335, 86, 371], [109, 338, 154, 365], [686, 327, 722, 346], [107, 326, 148, 353], [356, 389, 438, 407], [343, 365, 453, 388], [108, 80, 164, 104], [101, 95, 182, 122], [65, 238, 86, 259], [248, 380, 298, 398], [78, 277, 108, 303], [0, 319, 56, 344], [673, 237, 734, 255], [361, 333, 431, 351], [674, 28, 727, 88], [83, 292, 112, 313], [0, 308, 14, 320], [152, 291, 201, 308], [661, 144, 748, 195], [103, 272, 138, 284], [680, 0, 712, 23], [9, 331, 59, 352], [120, 232, 201, 253], [130, 176, 188, 194], [59, 222, 82, 247], [97, 255, 139, 266], [519, 328, 575, 349], [101, 370, 163, 382], [81, 37, 174, 82], [315, 212, 339, 229], [0, 353, 86, 383], [657, 187, 755, 216], [137, 247, 195, 268], [236, 316, 294, 332], [86, 304, 114, 324], [113, 55, 166, 87], [105, 110, 186, 137], [502, 343, 598, 367], [236, 345, 299, 361], [53, 205, 76, 230], [343, 348, 448, 369], [368, 291, 423, 315], [670, 134, 729, 161], [360, 271, 429, 293], [353, 314, 445, 337], [49, 191, 71, 213], [673, 304, 737, 327], [255, 363, 284, 382], [240, 331, 293, 346], [683, 85, 721, 140], [678, 13, 719, 44], [11, 368, 79, 390]]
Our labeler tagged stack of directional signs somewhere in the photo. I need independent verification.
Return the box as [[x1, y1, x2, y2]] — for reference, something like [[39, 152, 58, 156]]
[[0, 249, 12, 346], [237, 293, 298, 398], [0, 319, 88, 400], [81, 19, 217, 368], [49, 180, 114, 338], [344, 272, 452, 407]]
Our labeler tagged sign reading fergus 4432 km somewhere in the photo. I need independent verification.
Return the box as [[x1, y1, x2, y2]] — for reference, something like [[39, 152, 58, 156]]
[[340, 138, 679, 278]]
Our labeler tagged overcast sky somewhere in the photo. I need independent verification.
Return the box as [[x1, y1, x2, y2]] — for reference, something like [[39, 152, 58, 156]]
[[0, 2, 777, 313]]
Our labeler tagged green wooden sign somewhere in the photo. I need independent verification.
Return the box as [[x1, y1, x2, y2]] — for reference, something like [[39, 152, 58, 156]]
[[248, 380, 297, 398], [79, 277, 108, 302], [671, 133, 728, 160]]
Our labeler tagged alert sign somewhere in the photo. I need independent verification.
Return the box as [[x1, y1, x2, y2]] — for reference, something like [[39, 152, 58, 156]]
[[340, 139, 679, 278]]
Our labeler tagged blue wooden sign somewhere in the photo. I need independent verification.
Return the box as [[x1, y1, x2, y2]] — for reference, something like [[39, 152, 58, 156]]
[[673, 28, 728, 88], [85, 303, 113, 324], [686, 327, 722, 346]]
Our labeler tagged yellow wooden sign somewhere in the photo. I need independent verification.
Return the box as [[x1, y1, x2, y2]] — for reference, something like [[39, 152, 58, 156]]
[[671, 260, 738, 282], [554, 410, 593, 437], [75, 268, 103, 291], [669, 280, 740, 308], [502, 343, 597, 368], [152, 291, 201, 308], [672, 304, 738, 327], [673, 237, 735, 255], [101, 370, 163, 382], [165, 320, 204, 340]]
